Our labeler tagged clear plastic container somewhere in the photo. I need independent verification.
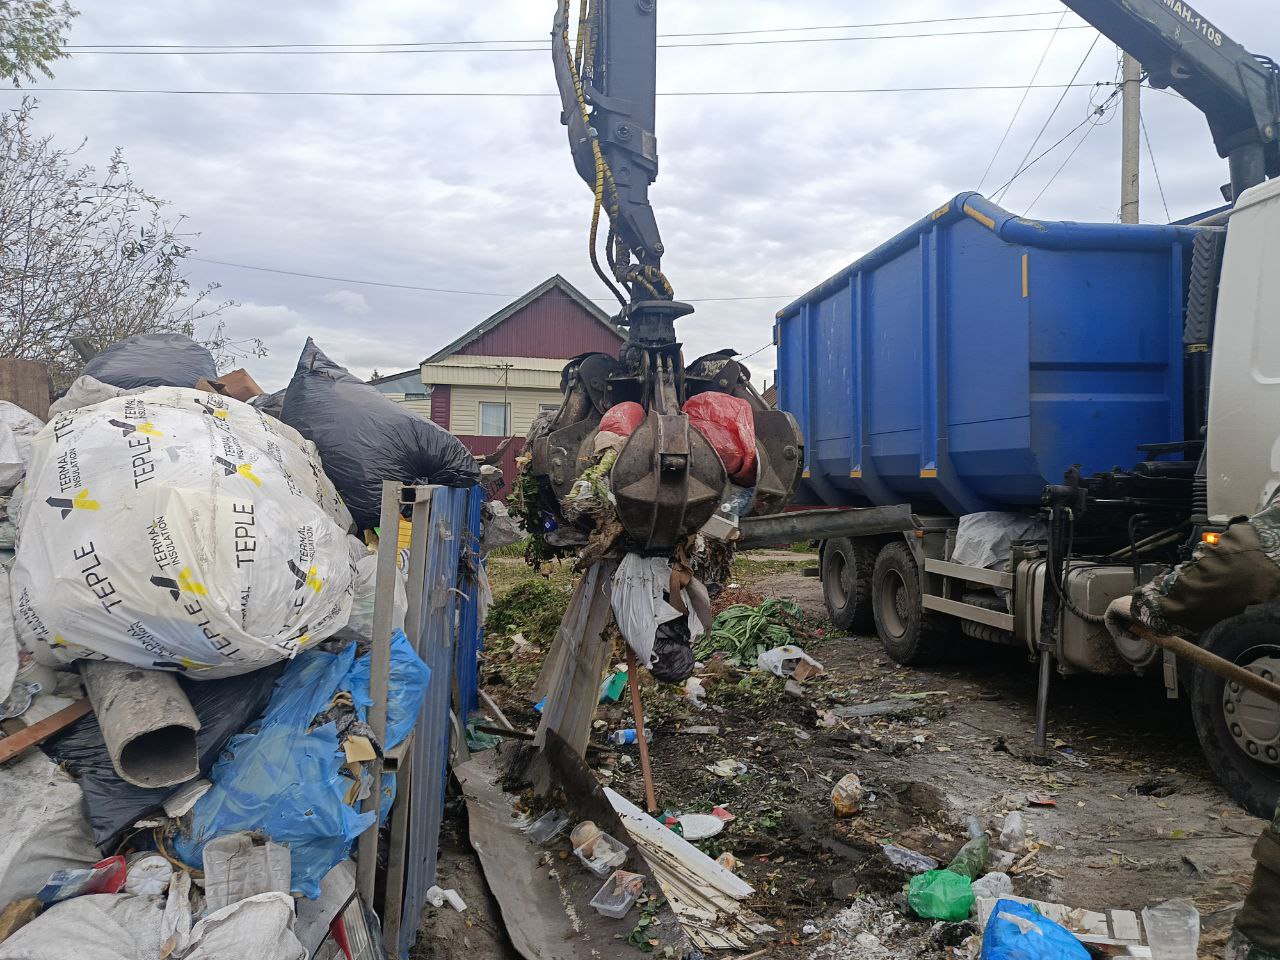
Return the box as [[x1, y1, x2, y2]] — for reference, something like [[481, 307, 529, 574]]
[[522, 809, 571, 845], [589, 870, 644, 919], [1142, 898, 1200, 960], [574, 831, 629, 878]]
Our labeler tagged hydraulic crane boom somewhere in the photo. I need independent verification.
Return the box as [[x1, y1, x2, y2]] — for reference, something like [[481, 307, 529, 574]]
[[530, 0, 804, 554], [1059, 0, 1280, 197]]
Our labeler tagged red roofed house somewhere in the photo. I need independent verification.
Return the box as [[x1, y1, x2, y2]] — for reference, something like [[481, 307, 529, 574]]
[[370, 275, 624, 495]]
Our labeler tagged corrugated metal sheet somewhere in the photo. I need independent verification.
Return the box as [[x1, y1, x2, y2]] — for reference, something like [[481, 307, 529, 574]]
[[397, 484, 483, 959], [429, 385, 450, 429], [457, 290, 624, 360]]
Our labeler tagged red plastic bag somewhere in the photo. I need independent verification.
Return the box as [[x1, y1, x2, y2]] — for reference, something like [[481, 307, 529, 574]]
[[599, 401, 646, 438], [683, 393, 757, 485]]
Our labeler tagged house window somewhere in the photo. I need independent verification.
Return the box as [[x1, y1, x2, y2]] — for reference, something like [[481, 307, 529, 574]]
[[540, 403, 561, 414], [404, 392, 427, 400], [479, 402, 511, 436]]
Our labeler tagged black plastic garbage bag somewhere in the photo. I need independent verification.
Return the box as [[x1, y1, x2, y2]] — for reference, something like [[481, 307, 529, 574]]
[[650, 618, 695, 684], [83, 332, 218, 389], [43, 664, 283, 848], [280, 339, 478, 529], [249, 388, 286, 419]]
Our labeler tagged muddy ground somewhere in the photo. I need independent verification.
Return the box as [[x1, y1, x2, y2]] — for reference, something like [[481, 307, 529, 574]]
[[415, 552, 1264, 959]]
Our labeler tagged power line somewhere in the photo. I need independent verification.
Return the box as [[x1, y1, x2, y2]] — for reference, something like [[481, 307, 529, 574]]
[[989, 84, 1121, 198], [64, 24, 1093, 55], [5, 82, 1106, 98], [65, 12, 1071, 49], [187, 255, 795, 303], [1140, 114, 1172, 221], [994, 33, 1102, 203], [977, 10, 1069, 193], [1018, 112, 1100, 213]]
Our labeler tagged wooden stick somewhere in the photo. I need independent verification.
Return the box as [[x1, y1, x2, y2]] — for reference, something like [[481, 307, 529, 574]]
[[0, 698, 91, 764], [1131, 623, 1280, 704], [625, 645, 659, 814]]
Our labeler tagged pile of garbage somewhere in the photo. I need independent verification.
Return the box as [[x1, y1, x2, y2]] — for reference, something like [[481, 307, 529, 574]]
[[0, 334, 480, 957]]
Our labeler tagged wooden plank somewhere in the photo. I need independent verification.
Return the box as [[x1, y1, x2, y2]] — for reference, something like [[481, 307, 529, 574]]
[[0, 359, 50, 420], [923, 593, 1016, 630], [0, 699, 91, 763], [924, 557, 1014, 588]]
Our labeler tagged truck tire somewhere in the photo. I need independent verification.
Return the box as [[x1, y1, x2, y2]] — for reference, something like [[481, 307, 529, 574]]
[[871, 541, 947, 665], [821, 537, 877, 632], [1190, 604, 1280, 820]]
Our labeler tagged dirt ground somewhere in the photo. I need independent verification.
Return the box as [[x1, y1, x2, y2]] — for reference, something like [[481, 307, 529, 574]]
[[416, 551, 1264, 959]]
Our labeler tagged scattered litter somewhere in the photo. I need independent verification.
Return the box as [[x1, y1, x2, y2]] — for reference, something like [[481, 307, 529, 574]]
[[427, 885, 468, 912], [599, 669, 629, 704], [998, 811, 1027, 854], [757, 644, 824, 680], [907, 869, 974, 922], [889, 690, 947, 700], [35, 855, 127, 906], [711, 806, 735, 823], [970, 871, 1014, 903], [677, 814, 725, 841], [981, 897, 1090, 960], [716, 852, 739, 871], [946, 833, 990, 880], [575, 831, 629, 877], [707, 759, 748, 778], [831, 773, 864, 817], [784, 678, 806, 698], [684, 676, 707, 708], [1027, 792, 1058, 807], [589, 869, 644, 919], [1141, 898, 1199, 959], [882, 843, 939, 874], [523, 809, 571, 845], [570, 820, 601, 851], [802, 922, 820, 935]]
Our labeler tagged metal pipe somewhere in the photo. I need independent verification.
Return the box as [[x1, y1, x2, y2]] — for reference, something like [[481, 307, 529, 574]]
[[1131, 623, 1280, 704], [735, 504, 941, 549], [79, 660, 201, 789]]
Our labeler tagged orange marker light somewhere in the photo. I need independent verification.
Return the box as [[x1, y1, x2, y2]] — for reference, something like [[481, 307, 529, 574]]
[[1202, 531, 1222, 545]]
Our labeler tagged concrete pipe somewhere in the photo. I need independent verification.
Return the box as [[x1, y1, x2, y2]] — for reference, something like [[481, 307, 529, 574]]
[[79, 661, 202, 789]]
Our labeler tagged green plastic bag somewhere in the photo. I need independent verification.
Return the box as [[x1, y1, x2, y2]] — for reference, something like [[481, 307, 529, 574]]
[[907, 869, 975, 921]]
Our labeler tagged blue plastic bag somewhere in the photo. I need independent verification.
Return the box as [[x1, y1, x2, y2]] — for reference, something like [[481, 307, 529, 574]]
[[344, 631, 432, 749], [173, 631, 430, 899], [980, 898, 1091, 960]]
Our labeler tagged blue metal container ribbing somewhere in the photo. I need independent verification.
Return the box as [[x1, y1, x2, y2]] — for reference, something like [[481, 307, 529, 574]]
[[774, 193, 1201, 514]]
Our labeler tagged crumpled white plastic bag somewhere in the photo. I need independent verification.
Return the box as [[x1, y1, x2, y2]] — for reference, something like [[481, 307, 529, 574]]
[[611, 553, 706, 667]]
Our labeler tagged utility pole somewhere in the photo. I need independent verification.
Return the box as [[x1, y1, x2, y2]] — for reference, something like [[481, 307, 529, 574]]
[[1120, 52, 1142, 224]]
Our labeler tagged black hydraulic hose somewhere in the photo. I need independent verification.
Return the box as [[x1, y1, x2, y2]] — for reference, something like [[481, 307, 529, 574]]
[[1046, 509, 1107, 626]]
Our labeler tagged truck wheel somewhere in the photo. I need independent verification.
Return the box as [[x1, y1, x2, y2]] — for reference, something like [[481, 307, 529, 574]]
[[1190, 604, 1280, 819], [821, 537, 877, 632], [872, 541, 946, 665]]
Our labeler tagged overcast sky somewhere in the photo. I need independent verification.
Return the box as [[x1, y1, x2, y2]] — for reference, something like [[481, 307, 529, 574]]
[[12, 0, 1279, 390]]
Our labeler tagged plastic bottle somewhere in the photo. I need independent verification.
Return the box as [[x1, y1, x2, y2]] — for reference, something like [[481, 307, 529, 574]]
[[998, 811, 1027, 853], [609, 728, 653, 746], [1141, 899, 1200, 960], [944, 833, 990, 880]]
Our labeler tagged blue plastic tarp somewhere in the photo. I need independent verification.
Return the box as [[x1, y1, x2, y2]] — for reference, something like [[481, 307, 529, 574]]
[[173, 631, 430, 899]]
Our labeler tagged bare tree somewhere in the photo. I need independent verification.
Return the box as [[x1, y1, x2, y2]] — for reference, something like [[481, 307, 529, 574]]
[[0, 0, 78, 85], [0, 100, 256, 386]]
